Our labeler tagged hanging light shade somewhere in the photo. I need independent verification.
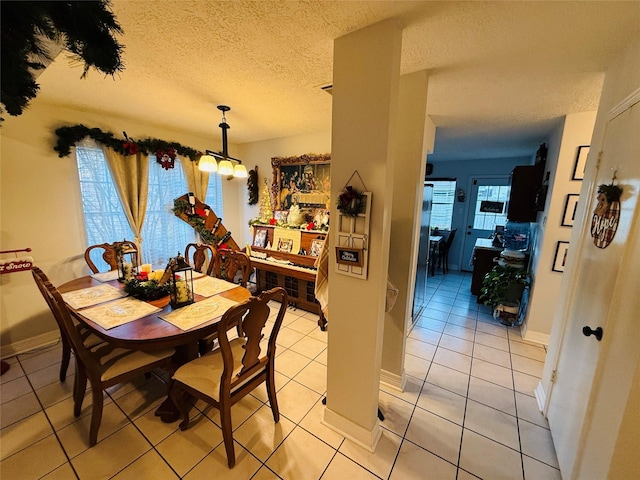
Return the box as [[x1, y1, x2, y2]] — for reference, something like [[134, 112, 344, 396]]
[[198, 154, 218, 172], [217, 159, 234, 176], [233, 163, 248, 178]]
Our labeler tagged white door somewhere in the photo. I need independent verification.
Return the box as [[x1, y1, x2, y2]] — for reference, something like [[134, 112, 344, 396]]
[[460, 177, 511, 271], [546, 101, 640, 478]]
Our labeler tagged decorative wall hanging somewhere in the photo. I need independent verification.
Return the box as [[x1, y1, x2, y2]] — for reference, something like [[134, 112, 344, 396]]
[[247, 166, 259, 204], [572, 146, 590, 180], [173, 193, 240, 250], [591, 180, 623, 249], [334, 170, 371, 279], [0, 248, 33, 274], [552, 241, 569, 272], [561, 194, 580, 227], [271, 154, 331, 211]]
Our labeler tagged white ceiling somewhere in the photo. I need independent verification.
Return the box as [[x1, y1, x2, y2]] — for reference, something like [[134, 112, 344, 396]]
[[36, 1, 640, 161]]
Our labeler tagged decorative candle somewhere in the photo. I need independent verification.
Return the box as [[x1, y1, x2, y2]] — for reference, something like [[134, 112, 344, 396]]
[[140, 263, 152, 274], [175, 279, 189, 303]]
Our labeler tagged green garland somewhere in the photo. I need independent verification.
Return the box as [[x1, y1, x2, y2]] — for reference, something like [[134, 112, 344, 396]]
[[173, 199, 221, 245], [124, 278, 170, 300], [1, 1, 124, 117], [53, 124, 201, 161]]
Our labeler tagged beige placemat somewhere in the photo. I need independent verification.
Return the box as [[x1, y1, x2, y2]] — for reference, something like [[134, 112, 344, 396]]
[[159, 296, 240, 331], [62, 284, 127, 309], [79, 297, 161, 330], [192, 276, 238, 297], [91, 270, 120, 282]]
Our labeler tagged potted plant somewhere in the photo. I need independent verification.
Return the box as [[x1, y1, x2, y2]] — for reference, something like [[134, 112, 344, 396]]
[[479, 264, 529, 325]]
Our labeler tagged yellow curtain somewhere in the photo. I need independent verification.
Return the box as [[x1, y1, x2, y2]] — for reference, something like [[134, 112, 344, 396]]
[[180, 157, 210, 203], [102, 147, 149, 256]]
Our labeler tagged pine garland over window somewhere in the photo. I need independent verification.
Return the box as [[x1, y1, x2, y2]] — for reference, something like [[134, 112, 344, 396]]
[[54, 124, 202, 165]]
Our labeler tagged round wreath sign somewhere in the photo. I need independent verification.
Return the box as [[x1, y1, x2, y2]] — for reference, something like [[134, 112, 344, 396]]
[[337, 186, 363, 216]]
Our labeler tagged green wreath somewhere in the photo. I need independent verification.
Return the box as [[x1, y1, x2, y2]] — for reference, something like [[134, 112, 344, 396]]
[[337, 186, 364, 216]]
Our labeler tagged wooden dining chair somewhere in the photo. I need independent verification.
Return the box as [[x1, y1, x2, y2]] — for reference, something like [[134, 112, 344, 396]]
[[184, 243, 216, 275], [31, 266, 176, 446], [211, 249, 252, 287], [170, 287, 288, 468], [84, 240, 138, 274], [198, 249, 253, 355], [31, 269, 104, 382], [439, 229, 457, 274]]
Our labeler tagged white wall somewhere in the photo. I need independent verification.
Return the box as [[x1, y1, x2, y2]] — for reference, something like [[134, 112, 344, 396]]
[[523, 111, 597, 343], [0, 98, 241, 355]]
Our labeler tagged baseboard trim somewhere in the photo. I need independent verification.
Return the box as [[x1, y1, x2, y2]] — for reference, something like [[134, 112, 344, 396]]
[[1, 331, 61, 359], [322, 406, 382, 452], [521, 329, 550, 346], [380, 369, 406, 392]]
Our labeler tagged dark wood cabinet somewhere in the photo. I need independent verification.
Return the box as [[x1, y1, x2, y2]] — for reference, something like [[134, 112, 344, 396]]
[[471, 240, 503, 298], [507, 164, 544, 222]]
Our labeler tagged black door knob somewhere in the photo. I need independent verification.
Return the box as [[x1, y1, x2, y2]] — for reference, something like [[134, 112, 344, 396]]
[[582, 326, 603, 341]]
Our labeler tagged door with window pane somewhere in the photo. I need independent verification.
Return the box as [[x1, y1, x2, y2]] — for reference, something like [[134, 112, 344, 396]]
[[460, 177, 510, 271]]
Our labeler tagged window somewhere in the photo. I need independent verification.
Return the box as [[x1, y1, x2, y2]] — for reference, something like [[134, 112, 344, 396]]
[[76, 146, 223, 268], [430, 180, 456, 230], [472, 184, 511, 230]]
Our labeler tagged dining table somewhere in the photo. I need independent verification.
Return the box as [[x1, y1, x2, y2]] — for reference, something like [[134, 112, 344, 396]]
[[58, 271, 252, 422]]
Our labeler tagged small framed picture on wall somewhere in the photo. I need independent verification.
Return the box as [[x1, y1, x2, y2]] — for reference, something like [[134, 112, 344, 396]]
[[552, 241, 570, 272], [561, 194, 580, 227], [572, 146, 590, 180]]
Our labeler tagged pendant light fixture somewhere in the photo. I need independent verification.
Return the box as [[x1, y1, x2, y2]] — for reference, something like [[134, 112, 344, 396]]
[[198, 105, 248, 178]]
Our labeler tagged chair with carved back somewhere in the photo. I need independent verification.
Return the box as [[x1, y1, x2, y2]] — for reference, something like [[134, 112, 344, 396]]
[[198, 249, 253, 356], [32, 269, 104, 383], [211, 249, 252, 287], [84, 240, 138, 274], [184, 243, 216, 275], [170, 287, 288, 468], [31, 267, 175, 446]]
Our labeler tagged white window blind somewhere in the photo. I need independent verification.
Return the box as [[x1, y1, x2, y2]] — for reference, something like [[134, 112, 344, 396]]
[[430, 180, 456, 230]]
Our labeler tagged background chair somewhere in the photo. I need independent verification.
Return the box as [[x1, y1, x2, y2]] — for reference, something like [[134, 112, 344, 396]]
[[184, 243, 216, 275], [84, 240, 138, 274], [211, 249, 252, 287], [31, 267, 175, 446], [439, 229, 457, 274], [170, 287, 288, 468]]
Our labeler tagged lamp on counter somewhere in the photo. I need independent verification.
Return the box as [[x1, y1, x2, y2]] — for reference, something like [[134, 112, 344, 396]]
[[169, 253, 194, 308], [198, 105, 248, 179]]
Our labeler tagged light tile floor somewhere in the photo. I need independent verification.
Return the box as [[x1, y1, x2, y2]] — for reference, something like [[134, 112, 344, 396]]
[[0, 272, 560, 479]]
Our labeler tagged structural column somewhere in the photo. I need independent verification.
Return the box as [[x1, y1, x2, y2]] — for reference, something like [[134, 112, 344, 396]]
[[323, 19, 401, 451], [381, 70, 435, 389]]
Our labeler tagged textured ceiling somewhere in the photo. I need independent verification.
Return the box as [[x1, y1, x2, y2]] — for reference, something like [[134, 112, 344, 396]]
[[36, 1, 640, 161]]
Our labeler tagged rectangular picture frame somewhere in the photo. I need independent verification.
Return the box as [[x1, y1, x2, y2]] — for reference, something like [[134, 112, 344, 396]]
[[253, 229, 267, 248], [552, 241, 570, 272], [572, 145, 590, 180], [561, 194, 580, 227], [277, 238, 293, 253], [335, 246, 364, 267], [309, 239, 324, 257]]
